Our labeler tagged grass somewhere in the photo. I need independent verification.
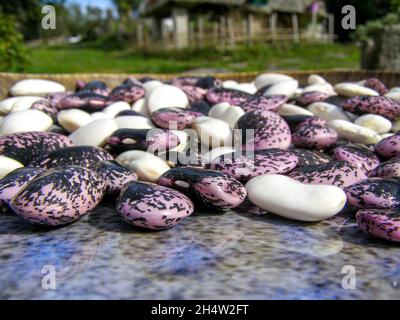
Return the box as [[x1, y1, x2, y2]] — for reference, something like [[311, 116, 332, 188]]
[[18, 42, 360, 74]]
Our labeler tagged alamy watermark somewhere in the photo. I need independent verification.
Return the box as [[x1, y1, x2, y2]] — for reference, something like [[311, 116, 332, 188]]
[[41, 5, 56, 30], [41, 265, 57, 290], [341, 265, 356, 290], [341, 5, 356, 30]]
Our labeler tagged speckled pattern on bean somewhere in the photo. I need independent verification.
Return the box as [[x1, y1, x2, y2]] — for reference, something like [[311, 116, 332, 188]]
[[0, 167, 44, 208], [95, 160, 137, 194], [374, 131, 400, 158], [117, 181, 194, 230], [31, 99, 58, 120], [80, 80, 110, 96], [370, 158, 400, 178], [344, 177, 400, 209], [236, 110, 291, 150], [292, 125, 337, 150], [157, 167, 246, 209], [107, 128, 180, 154], [288, 160, 367, 188], [151, 108, 203, 130], [333, 144, 380, 173], [290, 148, 332, 167], [180, 86, 207, 103], [109, 83, 145, 103], [10, 166, 105, 226], [281, 115, 313, 132], [206, 87, 252, 106], [58, 92, 111, 112], [28, 146, 113, 169], [298, 116, 328, 128], [297, 92, 329, 106], [356, 209, 400, 242], [0, 131, 74, 165], [210, 149, 298, 181], [341, 96, 400, 120], [363, 78, 389, 95], [241, 95, 288, 113]]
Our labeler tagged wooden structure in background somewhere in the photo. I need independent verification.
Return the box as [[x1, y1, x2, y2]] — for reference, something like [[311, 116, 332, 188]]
[[136, 0, 334, 49]]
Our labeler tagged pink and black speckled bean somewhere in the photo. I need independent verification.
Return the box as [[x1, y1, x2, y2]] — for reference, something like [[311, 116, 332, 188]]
[[288, 160, 367, 189], [375, 132, 400, 158], [31, 99, 58, 121], [0, 131, 73, 165], [297, 91, 329, 107], [45, 92, 72, 108], [356, 209, 400, 242], [117, 181, 194, 230], [210, 148, 298, 181], [28, 146, 113, 169], [195, 76, 221, 89], [151, 108, 203, 130], [180, 86, 207, 103], [109, 83, 145, 104], [292, 125, 337, 150], [291, 148, 332, 167], [281, 115, 314, 132], [370, 158, 400, 178], [345, 178, 400, 209], [236, 110, 291, 151], [190, 101, 211, 115], [363, 78, 389, 95], [95, 160, 137, 195], [157, 167, 246, 209], [333, 144, 380, 173], [341, 96, 400, 120], [115, 109, 147, 118], [10, 166, 105, 226], [241, 95, 288, 113], [298, 116, 328, 128], [107, 128, 180, 154], [0, 167, 44, 209], [80, 80, 110, 96], [206, 87, 253, 106], [59, 92, 111, 112], [172, 76, 200, 87]]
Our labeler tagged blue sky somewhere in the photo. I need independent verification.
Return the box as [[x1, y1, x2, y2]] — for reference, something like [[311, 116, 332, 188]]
[[67, 0, 114, 10]]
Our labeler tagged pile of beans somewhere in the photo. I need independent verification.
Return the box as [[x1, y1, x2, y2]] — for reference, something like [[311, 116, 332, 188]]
[[0, 73, 400, 243]]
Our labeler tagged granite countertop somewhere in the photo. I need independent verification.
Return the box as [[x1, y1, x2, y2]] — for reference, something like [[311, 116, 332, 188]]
[[0, 200, 399, 299]]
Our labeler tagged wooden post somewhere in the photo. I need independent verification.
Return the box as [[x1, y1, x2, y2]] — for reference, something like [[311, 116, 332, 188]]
[[197, 16, 204, 47], [172, 8, 189, 48], [136, 20, 144, 47], [220, 16, 226, 47], [189, 22, 194, 47], [227, 16, 235, 47], [213, 22, 218, 46], [328, 14, 334, 42], [292, 13, 299, 43], [247, 14, 254, 46], [161, 19, 168, 47], [270, 12, 277, 42], [150, 17, 161, 40]]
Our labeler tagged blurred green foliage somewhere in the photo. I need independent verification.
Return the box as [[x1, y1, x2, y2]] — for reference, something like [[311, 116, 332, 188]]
[[325, 0, 392, 41], [354, 0, 400, 43], [0, 13, 29, 71]]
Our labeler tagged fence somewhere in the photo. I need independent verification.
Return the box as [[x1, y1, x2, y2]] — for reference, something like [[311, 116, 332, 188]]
[[136, 13, 335, 50]]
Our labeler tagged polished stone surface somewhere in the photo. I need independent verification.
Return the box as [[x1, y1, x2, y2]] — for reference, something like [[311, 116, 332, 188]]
[[0, 200, 399, 299]]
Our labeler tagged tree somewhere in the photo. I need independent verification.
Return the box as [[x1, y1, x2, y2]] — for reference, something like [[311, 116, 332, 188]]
[[325, 0, 392, 41], [0, 0, 42, 40], [0, 13, 28, 71], [111, 0, 141, 40]]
